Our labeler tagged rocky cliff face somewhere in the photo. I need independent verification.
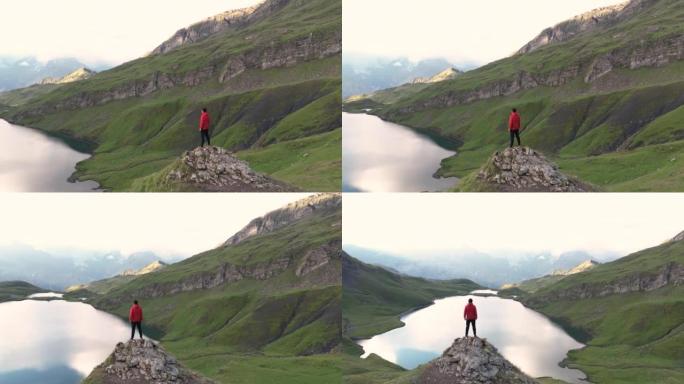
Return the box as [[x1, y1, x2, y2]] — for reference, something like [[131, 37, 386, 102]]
[[164, 146, 296, 192], [418, 337, 538, 384], [516, 0, 646, 55], [529, 261, 684, 305], [151, 0, 288, 55], [224, 192, 341, 245], [465, 147, 594, 192], [84, 339, 213, 384], [114, 239, 341, 301]]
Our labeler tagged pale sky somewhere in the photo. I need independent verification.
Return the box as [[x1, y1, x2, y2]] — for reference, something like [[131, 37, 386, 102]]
[[0, 193, 311, 258], [0, 0, 262, 65], [344, 0, 627, 66], [343, 194, 684, 257]]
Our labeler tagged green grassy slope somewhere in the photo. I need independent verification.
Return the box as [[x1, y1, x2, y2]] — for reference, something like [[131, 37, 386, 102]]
[[74, 199, 342, 384], [345, 0, 684, 191], [0, 281, 43, 303], [523, 236, 684, 384], [0, 0, 341, 191], [341, 252, 480, 384]]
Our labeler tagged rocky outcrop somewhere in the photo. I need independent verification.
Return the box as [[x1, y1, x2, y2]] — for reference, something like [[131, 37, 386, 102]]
[[418, 337, 538, 384], [165, 146, 296, 192], [84, 339, 213, 384], [224, 193, 341, 245], [151, 0, 290, 55], [465, 147, 594, 192], [584, 34, 684, 82], [39, 67, 96, 85]]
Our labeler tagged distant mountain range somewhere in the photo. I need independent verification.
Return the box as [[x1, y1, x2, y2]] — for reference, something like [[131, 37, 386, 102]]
[[343, 244, 617, 288], [342, 55, 462, 97], [0, 244, 177, 290], [0, 56, 106, 91], [344, 0, 684, 191]]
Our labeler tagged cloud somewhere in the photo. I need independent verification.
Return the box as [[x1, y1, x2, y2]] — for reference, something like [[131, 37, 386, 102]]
[[343, 193, 684, 258]]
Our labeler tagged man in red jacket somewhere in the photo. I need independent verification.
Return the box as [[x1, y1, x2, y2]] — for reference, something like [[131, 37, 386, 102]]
[[508, 108, 522, 147], [129, 300, 144, 340], [199, 108, 211, 147], [464, 298, 478, 337]]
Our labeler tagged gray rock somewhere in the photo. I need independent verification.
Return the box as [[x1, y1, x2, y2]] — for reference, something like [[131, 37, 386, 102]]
[[165, 146, 296, 192], [85, 339, 214, 384], [474, 146, 594, 192], [419, 337, 538, 384]]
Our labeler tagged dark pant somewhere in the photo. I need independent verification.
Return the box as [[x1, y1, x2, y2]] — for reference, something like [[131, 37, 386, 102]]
[[510, 130, 521, 147], [200, 130, 211, 146], [465, 319, 476, 337], [131, 322, 143, 339]]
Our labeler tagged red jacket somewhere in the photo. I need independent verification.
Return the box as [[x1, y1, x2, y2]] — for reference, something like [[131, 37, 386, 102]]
[[129, 304, 143, 323], [199, 111, 210, 131], [464, 303, 478, 320], [508, 112, 521, 132]]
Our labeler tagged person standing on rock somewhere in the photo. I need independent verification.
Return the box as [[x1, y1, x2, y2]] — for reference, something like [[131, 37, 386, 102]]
[[129, 300, 144, 340], [464, 298, 478, 337], [508, 108, 522, 147], [199, 108, 211, 147]]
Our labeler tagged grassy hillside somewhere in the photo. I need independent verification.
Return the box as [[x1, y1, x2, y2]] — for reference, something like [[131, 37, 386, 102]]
[[345, 0, 684, 191], [73, 198, 342, 384], [0, 281, 43, 303], [0, 0, 341, 191], [523, 237, 684, 384], [341, 252, 480, 384]]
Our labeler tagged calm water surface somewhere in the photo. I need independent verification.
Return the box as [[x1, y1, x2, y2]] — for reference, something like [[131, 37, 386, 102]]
[[358, 295, 587, 383], [0, 299, 136, 384], [0, 119, 99, 191], [343, 112, 458, 192]]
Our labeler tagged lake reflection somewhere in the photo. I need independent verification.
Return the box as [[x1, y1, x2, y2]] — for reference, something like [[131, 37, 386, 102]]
[[0, 299, 135, 383], [342, 113, 458, 192], [358, 295, 587, 383], [0, 119, 99, 191]]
